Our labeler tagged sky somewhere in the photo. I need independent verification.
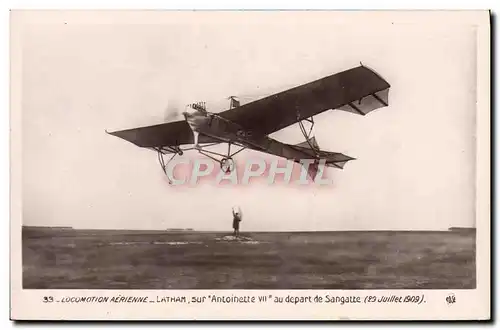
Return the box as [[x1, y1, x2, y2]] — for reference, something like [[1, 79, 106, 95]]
[[20, 11, 479, 231]]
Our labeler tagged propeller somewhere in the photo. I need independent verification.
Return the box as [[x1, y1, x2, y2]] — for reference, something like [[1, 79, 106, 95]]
[[227, 93, 270, 105], [163, 98, 184, 122]]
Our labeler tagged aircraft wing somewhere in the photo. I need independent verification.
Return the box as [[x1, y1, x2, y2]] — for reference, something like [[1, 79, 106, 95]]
[[106, 120, 217, 148], [241, 137, 356, 180], [218, 65, 390, 136]]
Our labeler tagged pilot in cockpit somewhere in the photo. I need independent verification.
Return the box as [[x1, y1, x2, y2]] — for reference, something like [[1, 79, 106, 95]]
[[232, 206, 242, 237]]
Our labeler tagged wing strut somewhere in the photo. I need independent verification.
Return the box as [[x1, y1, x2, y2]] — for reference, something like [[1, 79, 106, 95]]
[[372, 93, 388, 107], [156, 148, 178, 184], [154, 142, 226, 183]]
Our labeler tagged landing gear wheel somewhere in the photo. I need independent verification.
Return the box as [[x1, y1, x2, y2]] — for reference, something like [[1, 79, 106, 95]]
[[220, 157, 235, 173]]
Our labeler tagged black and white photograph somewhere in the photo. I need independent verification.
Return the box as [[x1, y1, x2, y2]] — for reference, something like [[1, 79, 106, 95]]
[[10, 10, 490, 320]]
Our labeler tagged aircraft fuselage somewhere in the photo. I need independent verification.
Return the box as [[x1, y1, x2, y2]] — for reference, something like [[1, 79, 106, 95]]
[[182, 104, 262, 148]]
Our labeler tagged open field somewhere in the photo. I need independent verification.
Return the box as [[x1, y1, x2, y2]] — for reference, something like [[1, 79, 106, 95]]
[[22, 227, 476, 289]]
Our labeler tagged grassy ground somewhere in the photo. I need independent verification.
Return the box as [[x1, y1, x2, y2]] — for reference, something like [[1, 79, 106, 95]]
[[22, 227, 476, 289]]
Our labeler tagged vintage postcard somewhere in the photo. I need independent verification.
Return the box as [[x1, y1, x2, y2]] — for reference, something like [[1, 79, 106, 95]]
[[10, 10, 490, 320]]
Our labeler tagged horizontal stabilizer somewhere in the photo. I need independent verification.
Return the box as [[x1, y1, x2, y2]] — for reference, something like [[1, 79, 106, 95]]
[[106, 120, 218, 148], [302, 152, 355, 180], [317, 151, 355, 169], [336, 88, 389, 116], [324, 158, 352, 169], [218, 65, 391, 135]]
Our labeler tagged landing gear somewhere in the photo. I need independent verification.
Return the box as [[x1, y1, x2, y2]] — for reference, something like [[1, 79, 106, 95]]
[[221, 157, 235, 173], [197, 142, 245, 174], [155, 146, 183, 184], [157, 154, 174, 184]]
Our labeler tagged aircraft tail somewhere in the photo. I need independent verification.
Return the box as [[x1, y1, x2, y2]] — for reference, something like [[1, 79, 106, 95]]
[[294, 136, 320, 151], [304, 159, 321, 180], [290, 137, 356, 179], [299, 153, 355, 180], [292, 136, 355, 169]]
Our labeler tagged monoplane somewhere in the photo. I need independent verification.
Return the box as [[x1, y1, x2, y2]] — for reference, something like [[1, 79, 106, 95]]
[[107, 64, 390, 181]]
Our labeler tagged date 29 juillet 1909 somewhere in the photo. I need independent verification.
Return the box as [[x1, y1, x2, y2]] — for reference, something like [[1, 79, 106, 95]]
[[41, 294, 427, 305]]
